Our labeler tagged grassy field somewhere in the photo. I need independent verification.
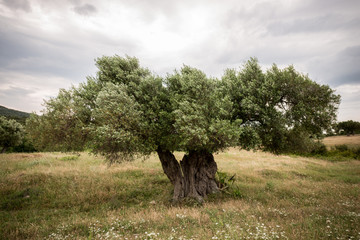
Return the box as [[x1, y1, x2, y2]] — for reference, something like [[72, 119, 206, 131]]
[[323, 134, 360, 149], [1, 147, 360, 239]]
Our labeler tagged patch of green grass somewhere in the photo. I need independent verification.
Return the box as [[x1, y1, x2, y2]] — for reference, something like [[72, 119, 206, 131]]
[[60, 155, 79, 161], [304, 163, 360, 184], [261, 169, 287, 179], [290, 170, 309, 179], [265, 181, 275, 191], [0, 187, 39, 210]]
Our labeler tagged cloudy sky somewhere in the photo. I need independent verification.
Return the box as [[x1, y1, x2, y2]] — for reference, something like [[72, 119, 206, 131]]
[[0, 0, 359, 121]]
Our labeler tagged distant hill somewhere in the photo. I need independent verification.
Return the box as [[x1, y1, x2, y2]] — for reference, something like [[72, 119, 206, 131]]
[[0, 105, 30, 124]]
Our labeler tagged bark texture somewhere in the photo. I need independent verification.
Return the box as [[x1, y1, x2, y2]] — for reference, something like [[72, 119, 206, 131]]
[[157, 149, 219, 202]]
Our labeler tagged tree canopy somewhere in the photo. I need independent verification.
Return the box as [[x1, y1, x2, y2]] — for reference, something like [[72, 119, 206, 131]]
[[222, 59, 340, 153], [26, 55, 340, 201]]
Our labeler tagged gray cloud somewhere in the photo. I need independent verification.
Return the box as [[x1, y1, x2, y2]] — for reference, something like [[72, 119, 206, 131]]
[[341, 45, 360, 58], [0, 0, 359, 121], [267, 15, 360, 35], [0, 86, 36, 113], [1, 0, 31, 12], [0, 11, 140, 82], [300, 0, 360, 15], [224, 1, 281, 25], [0, 70, 76, 113], [222, 0, 360, 38], [73, 3, 97, 16], [304, 45, 360, 87], [0, 86, 34, 97], [0, 29, 87, 81], [118, 0, 182, 23], [0, 31, 37, 60]]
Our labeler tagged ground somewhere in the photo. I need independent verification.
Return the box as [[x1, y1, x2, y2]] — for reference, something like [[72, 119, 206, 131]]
[[0, 136, 359, 239]]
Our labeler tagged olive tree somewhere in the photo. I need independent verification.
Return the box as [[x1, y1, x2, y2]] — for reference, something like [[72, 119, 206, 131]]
[[27, 55, 340, 202]]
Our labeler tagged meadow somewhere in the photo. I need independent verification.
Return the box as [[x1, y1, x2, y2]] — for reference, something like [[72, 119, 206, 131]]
[[0, 136, 359, 239], [323, 134, 360, 149]]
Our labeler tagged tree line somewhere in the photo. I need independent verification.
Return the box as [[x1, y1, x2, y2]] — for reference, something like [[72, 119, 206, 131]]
[[336, 120, 360, 135]]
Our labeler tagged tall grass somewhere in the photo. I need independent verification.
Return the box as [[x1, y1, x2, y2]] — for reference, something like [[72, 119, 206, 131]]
[[0, 149, 359, 239]]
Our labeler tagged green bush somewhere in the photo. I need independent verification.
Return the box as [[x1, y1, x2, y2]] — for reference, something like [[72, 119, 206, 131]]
[[0, 116, 25, 153], [215, 171, 243, 198], [354, 147, 360, 158], [216, 171, 235, 190], [305, 143, 360, 161], [334, 144, 349, 152], [311, 143, 328, 155], [11, 137, 37, 153]]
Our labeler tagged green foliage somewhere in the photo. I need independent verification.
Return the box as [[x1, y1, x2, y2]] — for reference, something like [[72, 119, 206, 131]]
[[337, 120, 360, 135], [310, 142, 328, 155], [60, 155, 79, 161], [0, 111, 36, 153], [334, 144, 349, 152], [216, 171, 235, 189], [309, 144, 360, 161], [89, 82, 152, 161], [26, 88, 89, 152], [167, 66, 241, 152], [215, 171, 242, 198], [0, 116, 25, 153], [27, 55, 340, 160], [222, 58, 340, 154], [330, 145, 360, 160], [12, 136, 37, 153]]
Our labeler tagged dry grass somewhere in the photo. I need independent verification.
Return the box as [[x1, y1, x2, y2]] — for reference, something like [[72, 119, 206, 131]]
[[323, 134, 360, 149], [0, 149, 359, 239]]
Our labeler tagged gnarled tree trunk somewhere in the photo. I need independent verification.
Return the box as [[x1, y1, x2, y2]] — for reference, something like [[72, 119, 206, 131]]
[[157, 149, 185, 200], [157, 148, 219, 202]]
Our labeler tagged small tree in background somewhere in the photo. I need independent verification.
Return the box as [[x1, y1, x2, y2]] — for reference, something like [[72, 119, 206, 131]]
[[26, 88, 90, 152], [0, 116, 24, 153], [26, 55, 340, 202]]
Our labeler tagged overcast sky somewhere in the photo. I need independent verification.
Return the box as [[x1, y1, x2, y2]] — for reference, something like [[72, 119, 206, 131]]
[[0, 0, 359, 121]]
